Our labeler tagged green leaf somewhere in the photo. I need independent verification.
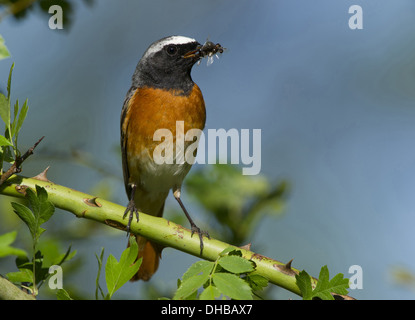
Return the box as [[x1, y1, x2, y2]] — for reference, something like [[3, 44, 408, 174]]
[[12, 186, 55, 243], [0, 135, 13, 147], [212, 272, 252, 300], [312, 266, 349, 300], [173, 260, 214, 300], [35, 185, 55, 224], [11, 99, 19, 136], [57, 288, 73, 300], [15, 98, 28, 140], [7, 63, 14, 101], [2, 145, 14, 164], [218, 255, 254, 274], [173, 272, 210, 300], [56, 244, 76, 265], [105, 238, 141, 299], [11, 202, 37, 239], [0, 231, 27, 258], [182, 260, 214, 282], [0, 93, 9, 128], [32, 250, 49, 285], [227, 249, 243, 257], [199, 284, 222, 300], [295, 270, 314, 300], [6, 268, 33, 283], [296, 266, 349, 300], [245, 273, 269, 291], [0, 35, 11, 61], [219, 246, 237, 257], [11, 187, 55, 245]]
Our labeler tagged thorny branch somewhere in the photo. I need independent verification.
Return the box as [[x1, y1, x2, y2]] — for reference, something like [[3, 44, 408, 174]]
[[0, 136, 44, 186]]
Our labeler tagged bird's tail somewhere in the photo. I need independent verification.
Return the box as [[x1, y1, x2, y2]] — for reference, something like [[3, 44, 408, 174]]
[[130, 236, 162, 281], [130, 201, 165, 281]]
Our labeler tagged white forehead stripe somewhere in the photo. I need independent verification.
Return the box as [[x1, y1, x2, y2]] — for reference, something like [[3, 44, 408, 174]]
[[143, 36, 196, 59]]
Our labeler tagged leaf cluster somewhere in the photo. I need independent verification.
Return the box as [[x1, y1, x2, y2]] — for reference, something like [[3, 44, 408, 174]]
[[295, 265, 349, 300], [1, 183, 141, 300], [173, 247, 268, 300], [93, 237, 142, 300], [4, 185, 76, 296], [0, 63, 29, 174]]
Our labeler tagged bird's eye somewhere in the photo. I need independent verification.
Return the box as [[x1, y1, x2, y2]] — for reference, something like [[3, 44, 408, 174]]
[[166, 45, 178, 56]]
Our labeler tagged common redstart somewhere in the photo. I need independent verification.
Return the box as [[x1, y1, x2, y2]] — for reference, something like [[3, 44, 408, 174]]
[[121, 36, 223, 281]]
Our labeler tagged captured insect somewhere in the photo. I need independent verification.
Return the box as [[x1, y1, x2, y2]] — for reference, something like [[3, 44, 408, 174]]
[[183, 40, 226, 66], [198, 41, 225, 65]]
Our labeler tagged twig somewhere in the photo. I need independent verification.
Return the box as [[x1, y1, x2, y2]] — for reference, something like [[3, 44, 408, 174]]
[[0, 136, 44, 186]]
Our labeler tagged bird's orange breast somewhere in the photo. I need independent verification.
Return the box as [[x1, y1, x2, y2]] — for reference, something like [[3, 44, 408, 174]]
[[122, 83, 206, 195], [123, 84, 206, 158]]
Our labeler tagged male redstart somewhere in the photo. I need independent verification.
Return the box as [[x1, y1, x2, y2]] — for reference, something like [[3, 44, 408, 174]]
[[121, 36, 223, 281]]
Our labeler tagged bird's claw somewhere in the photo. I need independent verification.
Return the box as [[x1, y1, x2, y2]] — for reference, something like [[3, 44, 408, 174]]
[[123, 199, 139, 236], [190, 224, 210, 256]]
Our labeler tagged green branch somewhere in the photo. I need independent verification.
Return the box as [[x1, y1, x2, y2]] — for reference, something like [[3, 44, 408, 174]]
[[0, 276, 35, 300], [0, 174, 333, 298]]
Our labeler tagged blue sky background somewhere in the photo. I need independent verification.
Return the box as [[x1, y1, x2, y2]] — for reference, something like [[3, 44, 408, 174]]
[[1, 0, 415, 299]]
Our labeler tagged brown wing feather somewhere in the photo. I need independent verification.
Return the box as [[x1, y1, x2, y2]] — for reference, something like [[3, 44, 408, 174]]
[[120, 86, 137, 200]]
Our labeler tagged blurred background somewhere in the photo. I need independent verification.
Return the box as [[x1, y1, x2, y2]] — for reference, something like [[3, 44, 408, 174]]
[[1, 0, 415, 300]]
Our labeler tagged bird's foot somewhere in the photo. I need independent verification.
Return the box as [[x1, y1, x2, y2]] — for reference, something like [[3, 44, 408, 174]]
[[123, 198, 139, 236]]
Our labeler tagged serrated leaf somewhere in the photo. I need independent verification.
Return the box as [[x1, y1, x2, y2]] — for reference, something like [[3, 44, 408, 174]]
[[212, 272, 252, 300], [218, 255, 254, 274], [11, 202, 36, 239], [246, 273, 269, 291], [6, 268, 33, 283], [35, 186, 55, 224], [182, 260, 214, 282], [295, 270, 314, 300], [313, 266, 349, 300], [199, 284, 221, 300], [297, 266, 349, 300], [0, 231, 27, 258], [27, 186, 55, 225], [105, 238, 141, 299], [12, 186, 55, 243], [173, 272, 210, 300]]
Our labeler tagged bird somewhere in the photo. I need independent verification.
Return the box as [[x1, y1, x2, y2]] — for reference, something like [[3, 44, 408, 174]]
[[120, 36, 214, 281]]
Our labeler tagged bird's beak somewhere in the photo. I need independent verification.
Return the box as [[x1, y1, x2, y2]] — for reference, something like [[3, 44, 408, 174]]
[[183, 45, 202, 59]]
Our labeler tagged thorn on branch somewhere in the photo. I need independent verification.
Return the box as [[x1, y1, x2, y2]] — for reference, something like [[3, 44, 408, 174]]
[[0, 136, 45, 186], [285, 258, 293, 270], [275, 259, 297, 276], [84, 197, 102, 207], [32, 166, 50, 182], [239, 243, 252, 251]]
